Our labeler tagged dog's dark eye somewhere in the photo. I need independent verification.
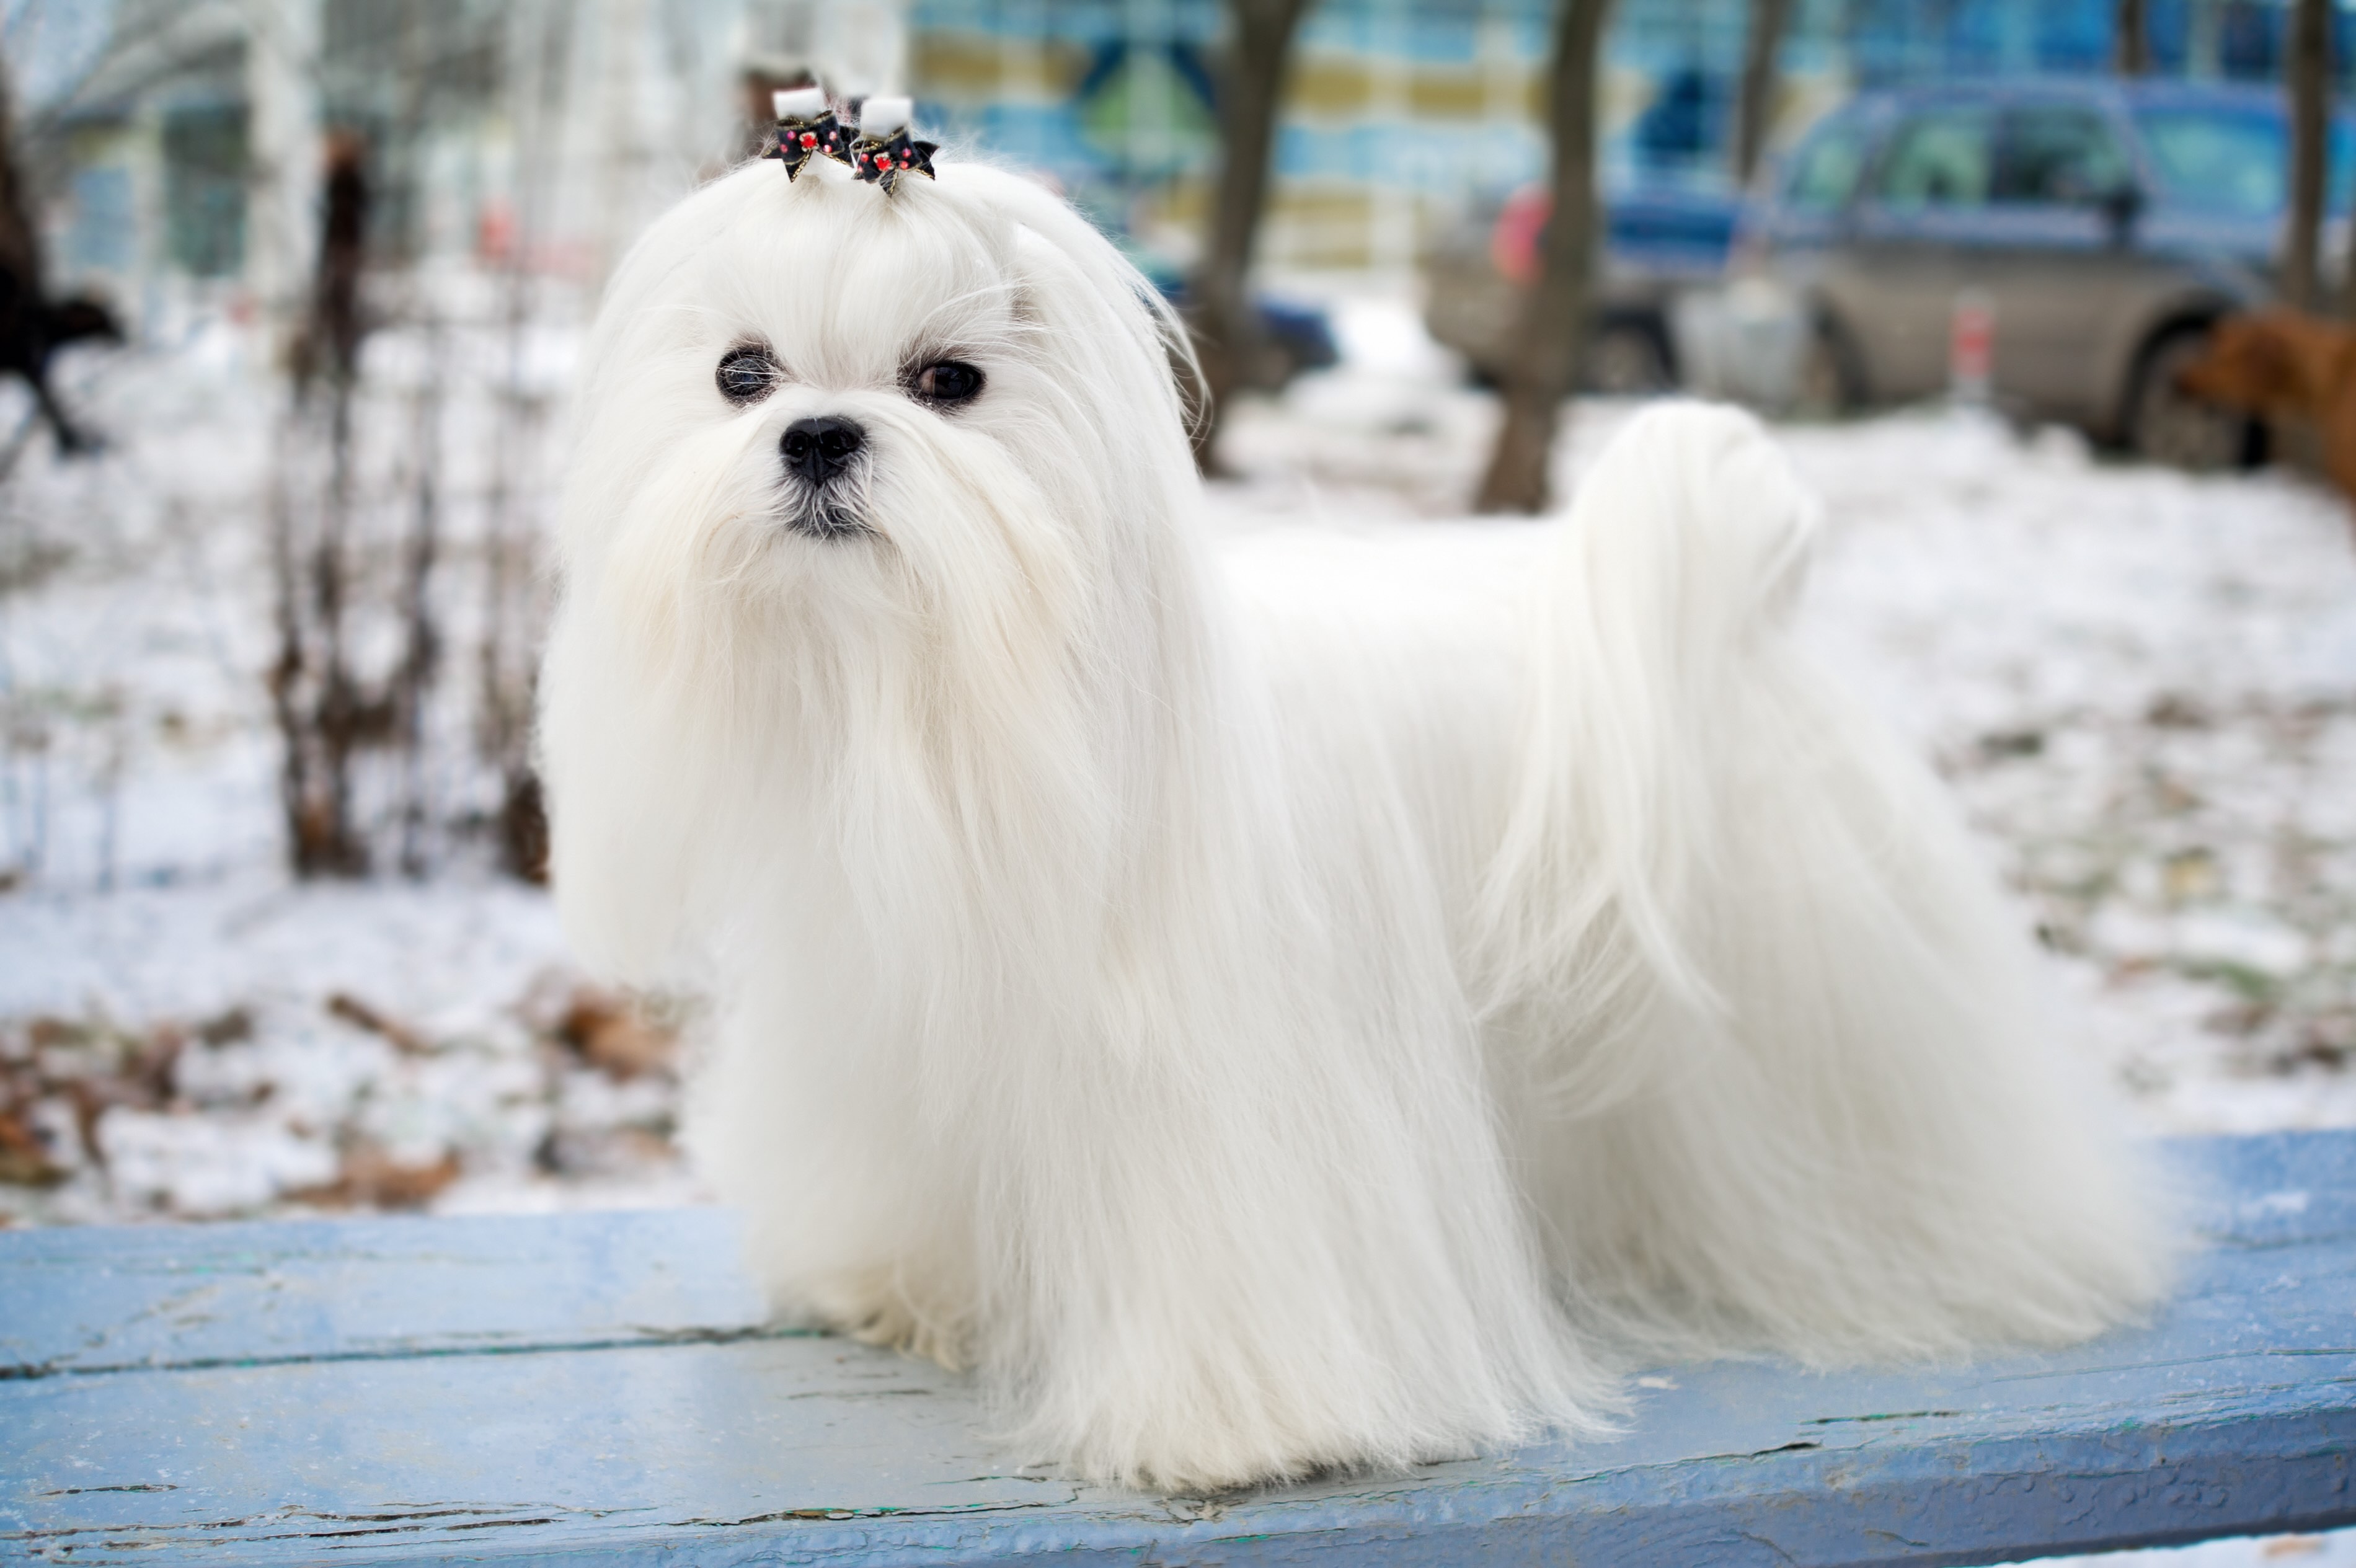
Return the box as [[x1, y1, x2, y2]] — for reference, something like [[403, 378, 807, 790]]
[[716, 343, 782, 405], [906, 360, 984, 408]]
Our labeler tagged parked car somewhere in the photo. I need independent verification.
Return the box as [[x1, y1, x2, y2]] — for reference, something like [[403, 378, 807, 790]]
[[1740, 79, 2353, 465], [1422, 184, 1739, 394]]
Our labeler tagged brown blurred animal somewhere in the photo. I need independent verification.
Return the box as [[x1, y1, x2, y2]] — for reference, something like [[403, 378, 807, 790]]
[[2176, 309, 2356, 508]]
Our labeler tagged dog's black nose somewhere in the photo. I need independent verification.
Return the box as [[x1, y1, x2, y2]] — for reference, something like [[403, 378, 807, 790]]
[[781, 416, 865, 485]]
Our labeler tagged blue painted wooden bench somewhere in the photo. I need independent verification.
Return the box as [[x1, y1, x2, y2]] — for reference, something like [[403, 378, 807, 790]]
[[4, 1130, 2354, 1566]]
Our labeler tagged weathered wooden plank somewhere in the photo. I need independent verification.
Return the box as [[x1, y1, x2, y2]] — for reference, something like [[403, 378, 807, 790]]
[[0, 1209, 767, 1376], [4, 1133, 2354, 1567]]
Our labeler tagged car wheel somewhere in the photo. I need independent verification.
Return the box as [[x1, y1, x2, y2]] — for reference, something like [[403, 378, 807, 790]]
[[1584, 321, 1675, 396], [2127, 328, 2252, 471]]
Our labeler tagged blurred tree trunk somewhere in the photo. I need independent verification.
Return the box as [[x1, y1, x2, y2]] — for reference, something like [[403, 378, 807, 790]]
[[1474, 0, 1613, 515], [245, 0, 322, 371], [389, 8, 446, 879], [269, 135, 375, 878], [1733, 0, 1793, 187], [308, 136, 368, 386], [0, 63, 44, 298], [477, 0, 575, 885], [2286, 0, 2329, 311], [393, 320, 443, 879], [2347, 183, 2356, 319], [2114, 0, 2150, 75], [1187, 0, 1313, 472]]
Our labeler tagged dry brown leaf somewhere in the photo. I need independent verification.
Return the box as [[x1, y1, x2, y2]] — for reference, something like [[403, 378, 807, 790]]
[[326, 992, 435, 1055], [290, 1145, 462, 1210], [0, 1105, 62, 1187], [558, 989, 676, 1080]]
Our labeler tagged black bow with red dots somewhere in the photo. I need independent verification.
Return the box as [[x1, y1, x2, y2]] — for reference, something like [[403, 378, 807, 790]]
[[766, 89, 936, 192], [765, 87, 848, 178]]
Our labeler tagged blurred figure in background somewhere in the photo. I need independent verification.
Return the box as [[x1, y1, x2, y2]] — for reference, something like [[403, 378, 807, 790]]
[[0, 34, 116, 457]]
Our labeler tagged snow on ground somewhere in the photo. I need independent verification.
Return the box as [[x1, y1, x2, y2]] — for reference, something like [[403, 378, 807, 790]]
[[0, 291, 2351, 1238]]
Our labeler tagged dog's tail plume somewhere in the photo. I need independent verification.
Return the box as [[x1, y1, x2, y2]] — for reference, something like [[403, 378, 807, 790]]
[[1475, 401, 1816, 1109], [1477, 401, 2171, 1360]]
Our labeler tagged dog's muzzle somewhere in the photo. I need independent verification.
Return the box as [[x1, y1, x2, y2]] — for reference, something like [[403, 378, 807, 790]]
[[779, 415, 869, 537]]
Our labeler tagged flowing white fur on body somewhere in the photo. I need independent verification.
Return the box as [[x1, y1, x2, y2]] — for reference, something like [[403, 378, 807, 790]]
[[538, 155, 2169, 1492]]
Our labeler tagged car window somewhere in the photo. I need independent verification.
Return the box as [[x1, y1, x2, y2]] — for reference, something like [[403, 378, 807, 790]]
[[1783, 121, 1869, 211], [2132, 105, 2355, 216], [1996, 106, 2132, 203], [1876, 107, 1995, 208]]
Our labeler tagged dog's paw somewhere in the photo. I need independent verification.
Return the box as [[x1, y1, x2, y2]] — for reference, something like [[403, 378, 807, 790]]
[[808, 1270, 970, 1371], [846, 1297, 968, 1371]]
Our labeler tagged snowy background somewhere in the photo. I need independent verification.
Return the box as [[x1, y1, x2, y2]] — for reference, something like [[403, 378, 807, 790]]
[[1, 290, 2352, 1233]]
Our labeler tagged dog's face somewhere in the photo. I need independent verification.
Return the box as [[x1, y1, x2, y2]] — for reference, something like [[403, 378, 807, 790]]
[[653, 175, 1047, 546], [543, 157, 1208, 976], [557, 158, 1196, 696]]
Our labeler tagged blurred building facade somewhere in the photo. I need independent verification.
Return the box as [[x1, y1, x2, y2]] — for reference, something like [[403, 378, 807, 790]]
[[913, 0, 2356, 273], [6, 0, 2352, 327], [16, 0, 756, 344]]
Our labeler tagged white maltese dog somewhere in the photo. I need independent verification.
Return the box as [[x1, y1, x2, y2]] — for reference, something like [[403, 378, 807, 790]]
[[538, 112, 2169, 1492]]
